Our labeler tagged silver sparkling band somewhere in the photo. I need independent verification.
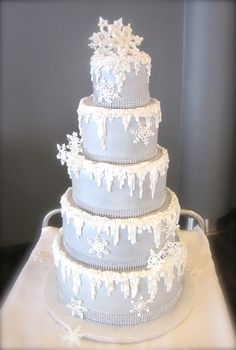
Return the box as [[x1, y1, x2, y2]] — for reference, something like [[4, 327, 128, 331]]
[[83, 148, 157, 164], [59, 287, 182, 326], [63, 238, 148, 270], [74, 195, 166, 219], [93, 95, 150, 109]]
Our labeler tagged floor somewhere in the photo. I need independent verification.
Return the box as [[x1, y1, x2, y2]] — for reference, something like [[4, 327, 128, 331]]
[[0, 215, 236, 328]]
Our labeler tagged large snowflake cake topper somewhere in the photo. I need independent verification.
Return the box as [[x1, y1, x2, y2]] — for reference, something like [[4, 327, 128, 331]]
[[89, 17, 143, 56]]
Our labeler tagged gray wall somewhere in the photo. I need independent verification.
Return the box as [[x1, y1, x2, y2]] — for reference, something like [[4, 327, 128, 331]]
[[180, 0, 236, 218], [1, 0, 184, 246]]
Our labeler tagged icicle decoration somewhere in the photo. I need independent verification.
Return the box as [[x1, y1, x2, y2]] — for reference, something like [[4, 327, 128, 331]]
[[77, 97, 161, 150], [57, 133, 169, 199], [52, 232, 187, 300], [61, 187, 180, 248]]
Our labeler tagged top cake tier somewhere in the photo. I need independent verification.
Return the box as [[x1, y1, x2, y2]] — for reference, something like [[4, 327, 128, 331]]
[[89, 18, 151, 109]]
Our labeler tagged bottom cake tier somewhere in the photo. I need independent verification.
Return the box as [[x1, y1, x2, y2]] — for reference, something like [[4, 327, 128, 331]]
[[52, 231, 186, 326]]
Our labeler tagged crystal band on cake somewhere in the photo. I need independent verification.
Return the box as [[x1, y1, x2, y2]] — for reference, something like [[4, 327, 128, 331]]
[[59, 287, 182, 326]]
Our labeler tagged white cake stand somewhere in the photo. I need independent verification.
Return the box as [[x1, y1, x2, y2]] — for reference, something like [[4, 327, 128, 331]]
[[43, 269, 195, 344]]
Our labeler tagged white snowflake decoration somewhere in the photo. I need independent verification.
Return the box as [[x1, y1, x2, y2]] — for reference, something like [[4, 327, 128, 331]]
[[66, 298, 88, 318], [129, 296, 153, 317], [147, 241, 186, 269], [130, 122, 155, 145], [62, 326, 85, 346], [87, 235, 110, 259], [57, 132, 82, 165], [89, 17, 143, 56], [97, 78, 119, 105]]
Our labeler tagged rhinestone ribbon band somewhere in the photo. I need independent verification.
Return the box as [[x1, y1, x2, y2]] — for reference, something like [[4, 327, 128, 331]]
[[63, 237, 148, 271], [59, 287, 182, 326]]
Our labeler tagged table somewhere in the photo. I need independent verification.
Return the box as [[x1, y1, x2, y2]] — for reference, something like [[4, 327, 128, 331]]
[[1, 226, 235, 349]]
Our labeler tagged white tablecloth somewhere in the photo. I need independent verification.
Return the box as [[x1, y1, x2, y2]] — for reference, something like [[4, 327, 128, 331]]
[[0, 226, 235, 349]]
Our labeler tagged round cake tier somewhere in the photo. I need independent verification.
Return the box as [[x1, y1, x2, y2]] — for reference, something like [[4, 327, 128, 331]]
[[78, 97, 161, 164], [61, 187, 180, 270], [53, 231, 186, 326], [91, 59, 151, 109], [70, 147, 169, 218]]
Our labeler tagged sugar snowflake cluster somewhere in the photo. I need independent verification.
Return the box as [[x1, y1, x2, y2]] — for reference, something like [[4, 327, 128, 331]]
[[57, 132, 82, 166], [147, 241, 186, 269], [89, 17, 143, 57]]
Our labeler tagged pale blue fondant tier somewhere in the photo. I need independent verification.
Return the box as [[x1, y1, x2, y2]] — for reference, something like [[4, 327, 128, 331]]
[[62, 188, 177, 270], [92, 64, 150, 108], [71, 149, 167, 219], [79, 97, 159, 164], [56, 259, 183, 326]]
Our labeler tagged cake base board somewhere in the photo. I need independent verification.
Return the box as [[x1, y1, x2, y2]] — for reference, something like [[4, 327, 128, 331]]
[[43, 269, 195, 344]]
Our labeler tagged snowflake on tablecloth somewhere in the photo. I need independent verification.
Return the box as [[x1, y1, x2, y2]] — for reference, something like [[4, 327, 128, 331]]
[[129, 296, 153, 317], [130, 122, 155, 145], [87, 235, 110, 259], [66, 298, 88, 318], [57, 132, 82, 165], [62, 326, 85, 346]]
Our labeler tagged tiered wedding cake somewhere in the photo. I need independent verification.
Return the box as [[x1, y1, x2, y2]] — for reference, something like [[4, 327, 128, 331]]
[[53, 18, 186, 326]]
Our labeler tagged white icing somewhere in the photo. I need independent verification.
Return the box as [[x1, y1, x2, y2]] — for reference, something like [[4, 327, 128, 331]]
[[77, 97, 161, 150], [53, 232, 186, 300], [57, 133, 169, 199], [89, 18, 151, 102], [61, 187, 180, 248]]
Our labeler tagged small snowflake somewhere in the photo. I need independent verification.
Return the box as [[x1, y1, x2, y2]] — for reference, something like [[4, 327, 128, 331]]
[[66, 298, 88, 318], [57, 132, 82, 165], [96, 78, 119, 105], [130, 122, 155, 145], [89, 17, 143, 56], [62, 326, 84, 347], [129, 296, 153, 317], [87, 235, 110, 259]]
